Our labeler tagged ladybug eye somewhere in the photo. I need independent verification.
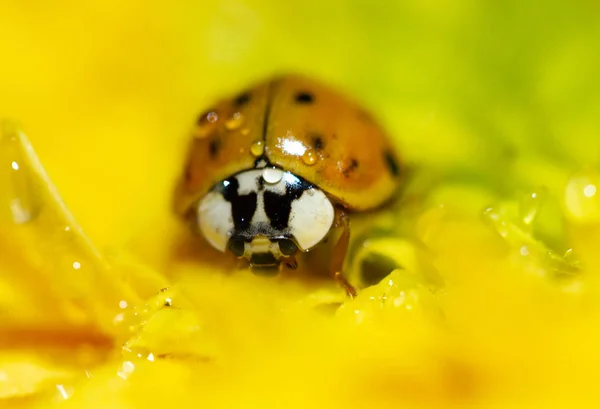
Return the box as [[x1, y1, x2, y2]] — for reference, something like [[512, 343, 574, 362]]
[[228, 238, 246, 257], [278, 239, 298, 256], [294, 91, 314, 104]]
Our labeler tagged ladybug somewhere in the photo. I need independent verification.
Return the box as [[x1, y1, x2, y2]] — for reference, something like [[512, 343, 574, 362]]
[[174, 75, 403, 296]]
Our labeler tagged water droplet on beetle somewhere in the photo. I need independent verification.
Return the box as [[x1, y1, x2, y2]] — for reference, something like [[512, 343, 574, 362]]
[[206, 112, 218, 123], [250, 140, 264, 157], [302, 150, 317, 166], [262, 167, 284, 184], [225, 112, 244, 130]]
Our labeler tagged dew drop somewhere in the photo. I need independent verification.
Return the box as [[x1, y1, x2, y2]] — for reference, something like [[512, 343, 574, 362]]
[[565, 171, 600, 223], [206, 112, 219, 123], [1, 121, 40, 224], [482, 206, 510, 238], [194, 111, 220, 139], [520, 189, 546, 227], [117, 360, 136, 379], [262, 167, 284, 184], [250, 140, 264, 157], [225, 112, 244, 130], [302, 150, 317, 166], [55, 384, 72, 400], [584, 184, 597, 198], [241, 128, 250, 136]]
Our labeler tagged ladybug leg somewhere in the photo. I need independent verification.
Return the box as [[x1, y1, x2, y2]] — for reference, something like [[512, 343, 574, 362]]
[[330, 209, 358, 298], [284, 256, 298, 270]]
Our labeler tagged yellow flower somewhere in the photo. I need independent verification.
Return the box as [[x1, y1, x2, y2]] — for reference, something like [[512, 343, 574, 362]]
[[2, 1, 600, 408]]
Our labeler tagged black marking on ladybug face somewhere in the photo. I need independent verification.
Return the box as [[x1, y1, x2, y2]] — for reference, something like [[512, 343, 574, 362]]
[[253, 156, 270, 169], [342, 158, 359, 178], [209, 138, 221, 159], [310, 133, 324, 150], [295, 91, 314, 104], [384, 150, 400, 177], [198, 169, 335, 266], [234, 92, 251, 106], [218, 177, 257, 230], [256, 174, 265, 189], [263, 184, 304, 230], [231, 194, 257, 230], [262, 175, 310, 230]]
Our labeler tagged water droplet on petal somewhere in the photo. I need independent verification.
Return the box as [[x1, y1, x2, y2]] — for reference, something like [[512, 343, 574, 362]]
[[117, 360, 136, 379], [565, 171, 600, 223], [250, 140, 264, 157], [482, 206, 510, 238], [302, 150, 317, 166], [1, 121, 40, 224], [55, 384, 72, 400], [520, 189, 546, 227], [225, 112, 244, 130]]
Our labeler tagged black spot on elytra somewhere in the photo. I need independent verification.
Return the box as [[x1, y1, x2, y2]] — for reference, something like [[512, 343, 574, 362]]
[[219, 177, 257, 230], [342, 158, 359, 178], [234, 92, 251, 106], [294, 91, 314, 104], [209, 138, 221, 159], [263, 177, 310, 230], [384, 151, 400, 177], [310, 133, 324, 150]]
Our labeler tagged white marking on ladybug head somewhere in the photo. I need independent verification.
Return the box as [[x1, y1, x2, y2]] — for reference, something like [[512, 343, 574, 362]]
[[288, 187, 335, 251], [198, 191, 234, 252]]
